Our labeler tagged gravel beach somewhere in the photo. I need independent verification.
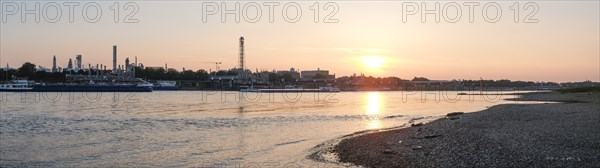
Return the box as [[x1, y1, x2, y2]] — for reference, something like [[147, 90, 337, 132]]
[[333, 92, 600, 167]]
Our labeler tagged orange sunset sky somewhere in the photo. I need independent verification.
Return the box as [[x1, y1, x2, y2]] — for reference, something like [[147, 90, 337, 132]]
[[1, 1, 598, 82]]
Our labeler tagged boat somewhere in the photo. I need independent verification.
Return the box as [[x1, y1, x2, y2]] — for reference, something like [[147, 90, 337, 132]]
[[240, 86, 341, 92], [0, 79, 34, 91], [1, 78, 154, 92], [153, 80, 179, 90]]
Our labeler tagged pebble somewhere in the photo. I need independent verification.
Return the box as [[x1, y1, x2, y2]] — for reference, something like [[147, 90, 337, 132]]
[[382, 149, 396, 154]]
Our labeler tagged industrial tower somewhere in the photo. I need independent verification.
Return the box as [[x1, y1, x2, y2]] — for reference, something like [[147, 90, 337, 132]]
[[52, 55, 57, 72], [239, 36, 245, 71], [76, 55, 82, 69], [113, 45, 117, 74]]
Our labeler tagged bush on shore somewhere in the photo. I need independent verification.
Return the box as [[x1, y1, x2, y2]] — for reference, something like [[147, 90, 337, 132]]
[[557, 86, 600, 93]]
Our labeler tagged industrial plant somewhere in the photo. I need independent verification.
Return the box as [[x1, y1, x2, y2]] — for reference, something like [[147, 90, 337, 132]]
[[1, 36, 342, 91]]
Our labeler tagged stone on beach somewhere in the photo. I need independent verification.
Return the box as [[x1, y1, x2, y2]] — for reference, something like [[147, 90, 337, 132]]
[[410, 123, 423, 127], [446, 112, 464, 116]]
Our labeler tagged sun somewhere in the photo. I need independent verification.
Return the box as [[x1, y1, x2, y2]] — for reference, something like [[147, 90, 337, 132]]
[[362, 56, 385, 69]]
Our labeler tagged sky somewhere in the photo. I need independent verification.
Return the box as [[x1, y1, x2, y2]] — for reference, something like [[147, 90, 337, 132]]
[[1, 1, 599, 82]]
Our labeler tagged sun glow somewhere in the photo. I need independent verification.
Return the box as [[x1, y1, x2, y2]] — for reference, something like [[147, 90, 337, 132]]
[[362, 56, 385, 69]]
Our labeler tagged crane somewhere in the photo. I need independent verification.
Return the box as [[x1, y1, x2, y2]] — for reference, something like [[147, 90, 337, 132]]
[[200, 62, 222, 72]]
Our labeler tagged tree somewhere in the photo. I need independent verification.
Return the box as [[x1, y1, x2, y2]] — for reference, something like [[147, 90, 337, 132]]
[[181, 70, 195, 80], [144, 67, 166, 80], [281, 73, 293, 82], [0, 69, 17, 81], [226, 70, 238, 75], [165, 68, 180, 80], [412, 77, 429, 81], [215, 70, 228, 76], [268, 72, 280, 83], [17, 62, 36, 78], [134, 67, 146, 79], [196, 69, 210, 80]]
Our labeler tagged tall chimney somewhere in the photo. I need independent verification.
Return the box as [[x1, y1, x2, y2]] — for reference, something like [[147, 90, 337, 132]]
[[113, 45, 117, 73], [52, 55, 57, 72], [239, 36, 245, 71]]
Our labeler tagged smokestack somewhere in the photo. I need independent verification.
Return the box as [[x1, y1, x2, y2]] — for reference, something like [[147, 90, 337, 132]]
[[239, 36, 245, 71], [52, 55, 57, 72], [113, 45, 117, 73]]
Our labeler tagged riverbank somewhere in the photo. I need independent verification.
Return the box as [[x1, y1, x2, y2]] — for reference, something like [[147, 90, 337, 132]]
[[333, 91, 600, 167]]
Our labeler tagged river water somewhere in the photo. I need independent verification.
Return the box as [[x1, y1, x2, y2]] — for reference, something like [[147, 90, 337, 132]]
[[1, 91, 524, 167]]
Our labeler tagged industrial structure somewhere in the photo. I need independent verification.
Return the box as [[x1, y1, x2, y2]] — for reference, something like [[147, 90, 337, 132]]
[[76, 55, 82, 69], [67, 59, 73, 69], [237, 36, 250, 81], [52, 55, 57, 72], [38, 45, 141, 82], [113, 45, 117, 74], [239, 36, 245, 71]]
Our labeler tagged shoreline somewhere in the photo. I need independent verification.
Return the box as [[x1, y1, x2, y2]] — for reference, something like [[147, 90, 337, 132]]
[[324, 91, 600, 167]]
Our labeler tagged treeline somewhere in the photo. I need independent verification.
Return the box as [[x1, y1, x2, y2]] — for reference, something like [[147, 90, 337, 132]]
[[0, 70, 67, 83], [337, 75, 564, 88], [461, 79, 560, 87], [1, 62, 65, 82], [133, 67, 242, 80]]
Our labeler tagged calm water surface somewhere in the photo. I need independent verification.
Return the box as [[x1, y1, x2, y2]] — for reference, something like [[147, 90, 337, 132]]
[[1, 91, 525, 167]]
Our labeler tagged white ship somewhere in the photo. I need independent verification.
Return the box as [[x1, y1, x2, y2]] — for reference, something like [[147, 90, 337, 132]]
[[153, 80, 178, 90], [0, 79, 34, 91]]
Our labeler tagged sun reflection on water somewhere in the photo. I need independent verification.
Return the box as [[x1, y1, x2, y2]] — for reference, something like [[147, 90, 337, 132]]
[[366, 92, 381, 115], [365, 92, 383, 129], [367, 120, 382, 129]]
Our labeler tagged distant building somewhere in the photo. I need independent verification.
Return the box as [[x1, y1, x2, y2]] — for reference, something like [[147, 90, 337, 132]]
[[37, 65, 50, 72], [301, 68, 334, 80], [276, 67, 300, 79], [256, 70, 270, 83]]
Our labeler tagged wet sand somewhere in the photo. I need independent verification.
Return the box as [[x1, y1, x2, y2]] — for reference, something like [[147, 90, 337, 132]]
[[333, 92, 600, 167]]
